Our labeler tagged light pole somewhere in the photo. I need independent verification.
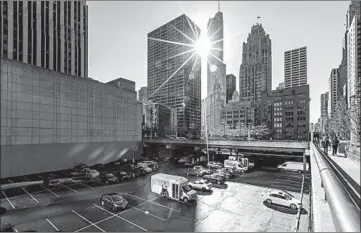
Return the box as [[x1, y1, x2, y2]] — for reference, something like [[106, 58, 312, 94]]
[[204, 99, 210, 168]]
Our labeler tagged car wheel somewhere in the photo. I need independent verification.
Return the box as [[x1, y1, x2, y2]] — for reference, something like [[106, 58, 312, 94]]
[[106, 180, 109, 184], [217, 180, 221, 185], [101, 201, 105, 206], [186, 173, 189, 176], [183, 197, 189, 203], [266, 199, 272, 204], [290, 204, 297, 210]]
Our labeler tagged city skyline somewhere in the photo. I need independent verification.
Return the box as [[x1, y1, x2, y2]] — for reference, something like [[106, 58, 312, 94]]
[[87, 1, 349, 124]]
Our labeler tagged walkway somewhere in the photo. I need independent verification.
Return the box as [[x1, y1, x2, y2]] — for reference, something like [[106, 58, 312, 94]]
[[323, 147, 360, 185]]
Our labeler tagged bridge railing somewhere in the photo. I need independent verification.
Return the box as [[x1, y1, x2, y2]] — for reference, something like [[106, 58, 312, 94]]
[[311, 142, 360, 232]]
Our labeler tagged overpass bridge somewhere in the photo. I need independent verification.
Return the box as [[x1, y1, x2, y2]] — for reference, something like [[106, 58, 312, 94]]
[[144, 139, 309, 157]]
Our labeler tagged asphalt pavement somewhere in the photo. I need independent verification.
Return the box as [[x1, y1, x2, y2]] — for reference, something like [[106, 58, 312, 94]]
[[1, 162, 310, 232]]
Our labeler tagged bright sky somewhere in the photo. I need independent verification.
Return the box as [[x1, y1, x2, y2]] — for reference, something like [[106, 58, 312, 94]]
[[88, 1, 349, 124]]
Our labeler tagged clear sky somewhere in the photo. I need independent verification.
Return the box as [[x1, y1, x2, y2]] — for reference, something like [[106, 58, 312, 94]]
[[87, 1, 350, 124]]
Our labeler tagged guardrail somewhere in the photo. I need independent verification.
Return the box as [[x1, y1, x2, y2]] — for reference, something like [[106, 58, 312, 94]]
[[311, 143, 360, 232]]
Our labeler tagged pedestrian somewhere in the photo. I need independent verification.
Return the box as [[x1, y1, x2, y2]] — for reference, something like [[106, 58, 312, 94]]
[[332, 136, 340, 156], [323, 137, 330, 155]]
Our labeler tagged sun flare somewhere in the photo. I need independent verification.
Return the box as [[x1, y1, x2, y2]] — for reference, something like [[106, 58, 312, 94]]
[[194, 33, 211, 60]]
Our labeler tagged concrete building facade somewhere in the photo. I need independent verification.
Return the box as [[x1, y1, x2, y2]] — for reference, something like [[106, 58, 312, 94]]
[[239, 24, 272, 103], [221, 98, 256, 130], [142, 101, 173, 138], [260, 85, 310, 140], [284, 46, 307, 88], [0, 1, 88, 78], [276, 82, 285, 90], [138, 86, 147, 102], [204, 82, 225, 136], [329, 68, 339, 118], [226, 74, 236, 103], [1, 58, 142, 178], [147, 14, 201, 137]]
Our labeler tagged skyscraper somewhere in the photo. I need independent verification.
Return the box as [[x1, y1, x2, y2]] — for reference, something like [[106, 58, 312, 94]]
[[226, 74, 236, 103], [207, 7, 226, 98], [320, 92, 329, 134], [147, 14, 201, 136], [284, 46, 307, 88], [0, 1, 88, 78], [138, 86, 148, 102], [329, 68, 339, 118], [239, 23, 272, 103]]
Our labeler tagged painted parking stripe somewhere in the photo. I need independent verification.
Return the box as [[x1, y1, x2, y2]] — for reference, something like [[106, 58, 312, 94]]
[[72, 180, 94, 189], [14, 228, 18, 232], [40, 185, 60, 198], [72, 210, 105, 232], [93, 204, 148, 231], [46, 218, 59, 232], [1, 191, 16, 210], [126, 193, 181, 213], [74, 197, 159, 232], [60, 184, 79, 193], [8, 179, 40, 204]]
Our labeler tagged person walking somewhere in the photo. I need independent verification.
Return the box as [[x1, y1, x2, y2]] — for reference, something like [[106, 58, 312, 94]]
[[323, 137, 330, 155], [332, 136, 340, 156]]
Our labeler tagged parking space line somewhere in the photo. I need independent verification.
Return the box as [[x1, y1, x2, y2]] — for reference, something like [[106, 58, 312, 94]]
[[8, 179, 40, 204], [72, 210, 105, 232], [126, 193, 181, 213], [60, 184, 79, 193], [46, 218, 59, 232], [122, 204, 166, 221], [14, 228, 18, 232], [93, 204, 148, 231], [40, 185, 60, 198], [1, 191, 16, 209], [72, 180, 94, 189], [74, 197, 159, 232]]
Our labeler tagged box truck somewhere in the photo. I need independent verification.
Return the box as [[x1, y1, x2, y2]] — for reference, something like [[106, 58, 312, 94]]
[[151, 173, 197, 203]]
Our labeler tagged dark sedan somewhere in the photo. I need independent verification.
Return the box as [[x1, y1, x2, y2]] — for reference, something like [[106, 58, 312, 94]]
[[99, 173, 118, 184], [203, 174, 225, 185], [113, 171, 131, 181], [100, 193, 128, 211]]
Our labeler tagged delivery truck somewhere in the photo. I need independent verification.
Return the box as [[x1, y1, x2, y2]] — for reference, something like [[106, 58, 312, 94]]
[[151, 173, 197, 204]]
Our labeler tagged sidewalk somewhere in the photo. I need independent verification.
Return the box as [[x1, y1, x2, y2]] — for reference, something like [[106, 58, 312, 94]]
[[324, 147, 360, 186]]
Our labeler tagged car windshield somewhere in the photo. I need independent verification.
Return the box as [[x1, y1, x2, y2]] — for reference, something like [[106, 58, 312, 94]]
[[106, 174, 114, 178], [112, 196, 124, 202], [183, 185, 192, 192]]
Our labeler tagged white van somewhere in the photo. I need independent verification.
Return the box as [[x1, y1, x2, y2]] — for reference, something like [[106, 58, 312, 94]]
[[151, 173, 197, 203], [224, 160, 247, 172], [277, 162, 309, 173]]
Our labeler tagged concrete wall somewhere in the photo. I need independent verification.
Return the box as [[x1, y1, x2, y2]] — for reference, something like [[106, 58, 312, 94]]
[[1, 58, 142, 178]]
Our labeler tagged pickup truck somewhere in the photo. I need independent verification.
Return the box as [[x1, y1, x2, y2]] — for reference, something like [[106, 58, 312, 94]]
[[186, 166, 212, 177]]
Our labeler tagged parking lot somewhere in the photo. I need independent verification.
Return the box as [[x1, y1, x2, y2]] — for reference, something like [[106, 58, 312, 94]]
[[1, 162, 310, 232]]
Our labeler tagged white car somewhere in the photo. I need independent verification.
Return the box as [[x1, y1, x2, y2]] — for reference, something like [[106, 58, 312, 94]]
[[137, 164, 153, 173], [188, 179, 213, 191], [207, 161, 223, 169], [85, 169, 99, 179], [262, 190, 301, 210], [177, 137, 188, 140]]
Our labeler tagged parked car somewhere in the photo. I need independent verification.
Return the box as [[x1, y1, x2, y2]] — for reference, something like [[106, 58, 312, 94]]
[[194, 166, 213, 175], [223, 167, 236, 175], [212, 172, 229, 180], [48, 179, 60, 188], [85, 169, 99, 179], [166, 136, 175, 140], [100, 193, 128, 211], [113, 171, 131, 181], [177, 137, 188, 140], [73, 163, 87, 173], [262, 190, 301, 210], [203, 174, 225, 185], [277, 162, 309, 173], [216, 168, 233, 178], [207, 161, 223, 169], [99, 173, 118, 184], [137, 164, 153, 173], [125, 164, 143, 178], [91, 163, 105, 170], [178, 157, 188, 164], [188, 179, 213, 191], [138, 161, 158, 171], [186, 166, 211, 177]]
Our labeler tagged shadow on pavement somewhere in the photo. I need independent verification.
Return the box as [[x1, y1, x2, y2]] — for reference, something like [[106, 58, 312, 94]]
[[196, 190, 213, 196], [263, 202, 308, 215], [213, 183, 228, 189]]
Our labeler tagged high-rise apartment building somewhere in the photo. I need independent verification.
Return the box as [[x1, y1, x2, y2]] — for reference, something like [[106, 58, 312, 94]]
[[329, 69, 339, 118], [138, 86, 148, 102], [347, 1, 361, 29], [239, 23, 272, 103], [284, 46, 307, 88], [339, 31, 348, 101], [320, 92, 329, 134], [226, 74, 236, 103], [0, 1, 88, 78], [147, 14, 201, 137], [207, 9, 225, 97]]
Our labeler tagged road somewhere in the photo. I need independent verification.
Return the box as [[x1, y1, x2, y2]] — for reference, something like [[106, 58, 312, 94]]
[[1, 163, 310, 232]]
